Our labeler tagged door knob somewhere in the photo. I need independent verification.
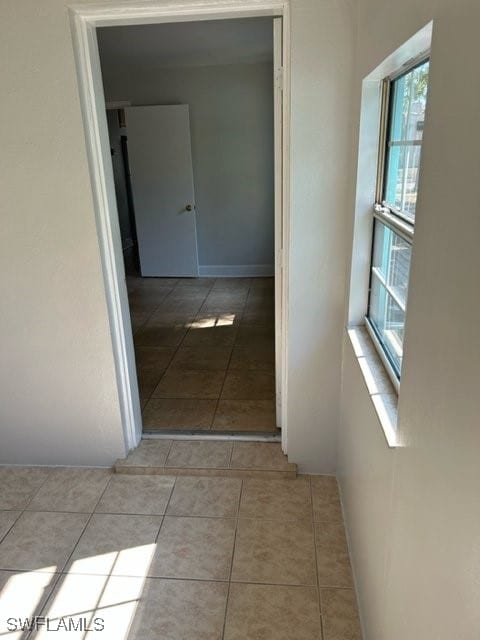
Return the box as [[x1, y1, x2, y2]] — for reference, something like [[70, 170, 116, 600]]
[[185, 204, 193, 212]]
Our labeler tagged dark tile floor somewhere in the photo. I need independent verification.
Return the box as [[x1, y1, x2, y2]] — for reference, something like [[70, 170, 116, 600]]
[[126, 276, 278, 433]]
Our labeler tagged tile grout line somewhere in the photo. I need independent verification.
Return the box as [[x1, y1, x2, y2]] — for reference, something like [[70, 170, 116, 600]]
[[0, 512, 22, 546], [59, 473, 115, 572], [211, 350, 237, 432], [15, 511, 310, 524], [0, 468, 55, 545], [136, 278, 212, 351], [221, 477, 243, 640], [210, 285, 251, 431], [132, 285, 176, 335], [22, 473, 176, 624], [61, 491, 131, 636], [309, 474, 325, 638], [141, 306, 204, 410], [47, 573, 335, 589], [145, 394, 275, 400], [29, 473, 116, 628], [208, 285, 250, 431], [227, 440, 235, 469], [0, 469, 60, 592], [22, 468, 56, 510], [131, 281, 189, 410], [141, 283, 218, 421], [154, 474, 178, 543], [139, 341, 180, 409], [162, 439, 176, 469]]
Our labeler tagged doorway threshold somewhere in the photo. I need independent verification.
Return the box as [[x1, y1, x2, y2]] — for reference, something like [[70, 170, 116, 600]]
[[142, 430, 281, 442]]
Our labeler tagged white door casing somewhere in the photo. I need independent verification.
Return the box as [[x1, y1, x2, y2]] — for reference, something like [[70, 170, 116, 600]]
[[273, 16, 283, 428], [68, 0, 290, 454]]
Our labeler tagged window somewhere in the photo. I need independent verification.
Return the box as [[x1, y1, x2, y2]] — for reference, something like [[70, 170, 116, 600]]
[[366, 57, 430, 385]]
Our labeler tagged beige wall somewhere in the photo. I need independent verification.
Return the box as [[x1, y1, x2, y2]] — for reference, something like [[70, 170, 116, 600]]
[[0, 0, 355, 471], [101, 61, 275, 271], [0, 0, 126, 465], [4, 0, 478, 631], [287, 0, 354, 471], [339, 0, 480, 638]]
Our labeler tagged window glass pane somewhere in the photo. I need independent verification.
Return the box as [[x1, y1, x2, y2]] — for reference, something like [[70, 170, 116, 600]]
[[372, 220, 411, 310], [384, 60, 429, 218], [369, 220, 412, 377], [369, 278, 405, 376]]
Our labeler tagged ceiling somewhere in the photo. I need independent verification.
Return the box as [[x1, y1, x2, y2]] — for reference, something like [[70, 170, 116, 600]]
[[97, 17, 274, 73]]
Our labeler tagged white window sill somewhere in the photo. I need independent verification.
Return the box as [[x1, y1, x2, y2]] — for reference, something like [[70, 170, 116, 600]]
[[347, 326, 399, 448]]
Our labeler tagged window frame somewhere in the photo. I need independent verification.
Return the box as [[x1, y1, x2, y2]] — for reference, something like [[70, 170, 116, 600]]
[[366, 52, 430, 392]]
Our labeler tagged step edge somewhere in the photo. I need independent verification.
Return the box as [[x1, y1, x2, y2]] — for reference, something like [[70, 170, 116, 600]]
[[114, 464, 297, 479]]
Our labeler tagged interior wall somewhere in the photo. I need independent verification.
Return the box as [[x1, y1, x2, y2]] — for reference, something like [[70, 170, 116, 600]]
[[287, 0, 355, 472], [338, 0, 480, 638], [0, 0, 355, 472], [0, 0, 127, 466], [100, 61, 275, 273]]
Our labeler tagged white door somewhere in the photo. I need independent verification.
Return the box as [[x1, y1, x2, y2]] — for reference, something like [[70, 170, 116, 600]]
[[125, 105, 199, 277]]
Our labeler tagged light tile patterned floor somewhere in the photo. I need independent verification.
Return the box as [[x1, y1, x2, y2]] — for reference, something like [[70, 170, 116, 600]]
[[0, 463, 361, 639], [127, 276, 278, 433]]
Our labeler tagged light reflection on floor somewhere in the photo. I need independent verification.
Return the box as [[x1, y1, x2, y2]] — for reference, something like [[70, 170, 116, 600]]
[[187, 314, 237, 329], [0, 545, 156, 639]]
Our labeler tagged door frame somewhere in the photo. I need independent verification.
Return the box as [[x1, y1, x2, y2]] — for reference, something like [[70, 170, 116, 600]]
[[68, 0, 291, 454]]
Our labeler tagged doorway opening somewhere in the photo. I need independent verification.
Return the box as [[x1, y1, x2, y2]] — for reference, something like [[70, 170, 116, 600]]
[[99, 18, 277, 436], [69, 1, 289, 452]]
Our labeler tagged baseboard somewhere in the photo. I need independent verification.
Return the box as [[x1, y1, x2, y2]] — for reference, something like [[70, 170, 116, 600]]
[[198, 264, 274, 277]]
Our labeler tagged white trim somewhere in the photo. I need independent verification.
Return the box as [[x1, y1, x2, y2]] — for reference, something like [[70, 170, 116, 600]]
[[273, 16, 283, 430], [347, 21, 432, 327], [106, 100, 132, 109], [347, 327, 399, 448], [69, 10, 143, 454], [69, 0, 285, 25], [370, 267, 407, 312], [280, 3, 290, 454], [198, 264, 274, 277], [365, 317, 400, 393], [373, 204, 414, 243], [68, 0, 291, 454]]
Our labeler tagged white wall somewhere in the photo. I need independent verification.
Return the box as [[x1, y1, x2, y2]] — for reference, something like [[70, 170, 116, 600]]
[[0, 0, 355, 472], [287, 0, 355, 471], [100, 60, 275, 271], [0, 0, 127, 466], [339, 0, 480, 638]]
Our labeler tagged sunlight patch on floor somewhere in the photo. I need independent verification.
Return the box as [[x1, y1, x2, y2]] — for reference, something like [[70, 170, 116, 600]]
[[188, 314, 236, 328], [0, 545, 157, 639]]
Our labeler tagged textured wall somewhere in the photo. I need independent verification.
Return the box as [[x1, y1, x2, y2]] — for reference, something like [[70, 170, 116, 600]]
[[0, 0, 355, 473], [0, 0, 126, 465], [339, 0, 480, 638], [100, 60, 275, 270], [287, 0, 355, 471]]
